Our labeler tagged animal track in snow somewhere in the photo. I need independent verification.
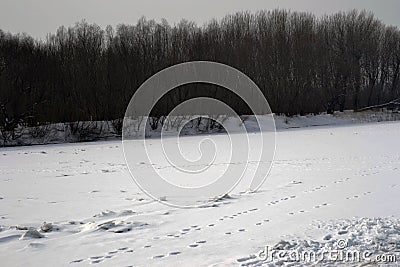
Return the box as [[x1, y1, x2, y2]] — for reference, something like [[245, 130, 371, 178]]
[[255, 219, 270, 226], [346, 191, 372, 200], [288, 203, 330, 215], [76, 246, 136, 265], [217, 208, 258, 223], [152, 254, 165, 259], [267, 195, 296, 206], [304, 185, 327, 193], [333, 177, 351, 184], [314, 203, 329, 209]]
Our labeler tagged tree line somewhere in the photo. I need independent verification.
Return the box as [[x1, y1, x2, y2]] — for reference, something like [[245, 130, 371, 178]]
[[1, 9, 400, 134]]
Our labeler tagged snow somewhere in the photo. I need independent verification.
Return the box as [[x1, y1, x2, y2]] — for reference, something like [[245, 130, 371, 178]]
[[0, 120, 399, 266], [2, 110, 400, 146]]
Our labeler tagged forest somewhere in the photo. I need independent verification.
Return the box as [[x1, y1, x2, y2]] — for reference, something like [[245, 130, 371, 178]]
[[1, 9, 400, 137]]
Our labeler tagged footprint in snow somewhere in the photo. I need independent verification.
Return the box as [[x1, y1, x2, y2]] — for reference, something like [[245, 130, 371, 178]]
[[314, 203, 329, 209], [268, 195, 296, 205], [70, 259, 84, 264], [255, 219, 270, 226], [152, 254, 165, 259]]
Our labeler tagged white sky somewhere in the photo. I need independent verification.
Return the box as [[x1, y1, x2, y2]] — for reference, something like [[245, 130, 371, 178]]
[[1, 0, 400, 39]]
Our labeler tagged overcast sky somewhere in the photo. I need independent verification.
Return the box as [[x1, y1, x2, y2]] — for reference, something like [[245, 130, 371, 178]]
[[1, 0, 400, 39]]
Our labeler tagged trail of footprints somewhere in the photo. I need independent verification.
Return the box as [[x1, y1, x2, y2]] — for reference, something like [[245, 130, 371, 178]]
[[265, 190, 323, 217], [346, 191, 372, 200], [267, 195, 296, 206], [70, 247, 134, 265], [74, 172, 375, 264], [150, 207, 262, 261], [303, 184, 327, 193], [148, 239, 207, 260], [72, 206, 265, 264], [332, 176, 373, 200], [333, 177, 351, 184], [287, 202, 331, 216]]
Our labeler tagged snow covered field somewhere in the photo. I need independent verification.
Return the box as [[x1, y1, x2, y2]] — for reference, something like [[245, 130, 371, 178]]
[[0, 121, 399, 266]]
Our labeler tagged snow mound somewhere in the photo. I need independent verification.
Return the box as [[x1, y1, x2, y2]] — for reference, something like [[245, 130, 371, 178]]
[[243, 217, 400, 266], [19, 228, 44, 240]]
